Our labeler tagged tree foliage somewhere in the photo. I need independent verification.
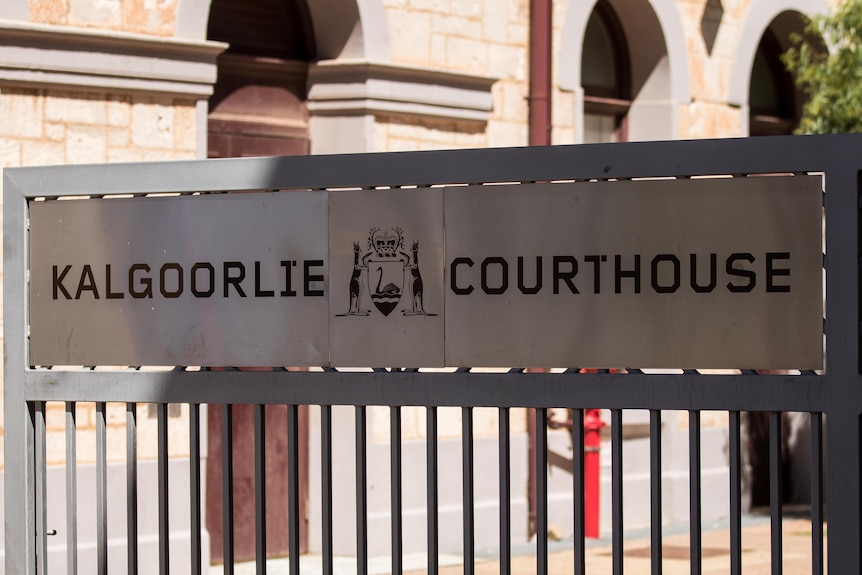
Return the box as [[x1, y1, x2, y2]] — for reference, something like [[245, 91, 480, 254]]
[[783, 0, 862, 134]]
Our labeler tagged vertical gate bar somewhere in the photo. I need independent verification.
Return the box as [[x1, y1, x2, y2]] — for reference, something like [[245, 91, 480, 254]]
[[189, 403, 201, 575], [254, 405, 267, 575], [287, 404, 301, 575], [571, 408, 586, 575], [688, 410, 702, 575], [158, 403, 170, 575], [6, 171, 32, 575], [611, 409, 623, 575], [650, 409, 662, 575], [66, 402, 79, 575], [536, 408, 548, 575], [427, 406, 439, 575], [222, 404, 234, 575], [499, 407, 511, 575], [528, 407, 537, 542], [321, 405, 334, 575], [729, 411, 741, 575], [356, 406, 369, 575], [824, 152, 862, 574], [810, 412, 823, 575], [35, 402, 47, 575], [391, 406, 403, 575], [96, 402, 108, 575], [462, 406, 475, 575], [126, 402, 138, 575], [769, 412, 783, 575], [18, 401, 38, 575]]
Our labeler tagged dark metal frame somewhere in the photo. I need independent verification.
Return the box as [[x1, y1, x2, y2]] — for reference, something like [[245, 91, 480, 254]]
[[5, 134, 856, 574]]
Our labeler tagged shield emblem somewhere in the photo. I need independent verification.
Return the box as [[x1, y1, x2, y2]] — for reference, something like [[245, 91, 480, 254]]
[[366, 258, 404, 316]]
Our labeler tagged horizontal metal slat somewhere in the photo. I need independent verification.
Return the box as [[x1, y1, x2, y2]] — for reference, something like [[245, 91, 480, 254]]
[[25, 370, 828, 411]]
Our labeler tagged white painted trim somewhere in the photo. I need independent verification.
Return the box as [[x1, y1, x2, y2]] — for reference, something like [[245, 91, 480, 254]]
[[196, 99, 209, 159], [308, 59, 497, 122], [176, 0, 213, 40], [355, 0, 391, 60], [0, 20, 226, 97], [728, 0, 828, 108], [309, 98, 491, 122], [178, 0, 390, 61], [310, 114, 374, 154], [306, 0, 391, 60], [0, 0, 26, 21], [558, 0, 597, 92]]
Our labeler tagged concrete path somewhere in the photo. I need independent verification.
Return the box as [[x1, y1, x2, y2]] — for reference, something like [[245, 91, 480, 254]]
[[211, 516, 825, 575], [404, 518, 823, 575]]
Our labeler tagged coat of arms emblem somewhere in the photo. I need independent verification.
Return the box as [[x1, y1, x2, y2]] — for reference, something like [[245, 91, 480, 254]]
[[337, 227, 434, 317]]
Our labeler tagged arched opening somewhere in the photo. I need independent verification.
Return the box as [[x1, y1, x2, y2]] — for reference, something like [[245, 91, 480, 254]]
[[748, 12, 809, 136], [206, 0, 315, 158], [581, 0, 631, 142], [561, 0, 687, 143], [731, 4, 828, 137]]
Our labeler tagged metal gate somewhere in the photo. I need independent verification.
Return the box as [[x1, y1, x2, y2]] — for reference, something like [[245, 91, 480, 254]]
[[4, 134, 858, 574]]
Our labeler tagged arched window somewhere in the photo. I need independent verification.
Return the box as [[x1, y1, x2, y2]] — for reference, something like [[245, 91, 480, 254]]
[[581, 0, 631, 142], [749, 28, 798, 136]]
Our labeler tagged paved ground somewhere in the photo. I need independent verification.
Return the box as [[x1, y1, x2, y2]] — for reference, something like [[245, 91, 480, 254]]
[[405, 518, 823, 575], [213, 516, 825, 575]]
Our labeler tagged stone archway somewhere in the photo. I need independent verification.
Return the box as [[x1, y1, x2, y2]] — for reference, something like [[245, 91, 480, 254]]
[[559, 0, 691, 142], [176, 0, 393, 156], [0, 0, 27, 20], [728, 0, 827, 134], [177, 0, 389, 59]]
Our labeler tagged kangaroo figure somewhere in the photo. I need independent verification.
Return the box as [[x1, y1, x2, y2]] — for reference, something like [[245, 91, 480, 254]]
[[403, 240, 434, 316], [337, 242, 370, 316]]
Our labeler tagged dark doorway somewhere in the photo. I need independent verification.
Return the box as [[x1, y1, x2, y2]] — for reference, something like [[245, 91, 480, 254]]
[[207, 0, 314, 158], [749, 28, 798, 136]]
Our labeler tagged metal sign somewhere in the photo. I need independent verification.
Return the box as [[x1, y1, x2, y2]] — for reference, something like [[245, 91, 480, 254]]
[[29, 193, 330, 366], [444, 178, 823, 369], [28, 176, 823, 369]]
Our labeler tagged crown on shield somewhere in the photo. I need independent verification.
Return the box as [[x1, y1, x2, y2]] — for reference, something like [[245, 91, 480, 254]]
[[368, 227, 403, 258]]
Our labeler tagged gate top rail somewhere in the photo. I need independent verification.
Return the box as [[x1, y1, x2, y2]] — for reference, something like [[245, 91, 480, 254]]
[[2, 133, 856, 195]]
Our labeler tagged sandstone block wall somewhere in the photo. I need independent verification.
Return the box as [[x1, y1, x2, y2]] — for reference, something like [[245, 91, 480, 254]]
[[42, 402, 191, 467], [29, 0, 177, 36], [0, 88, 197, 169]]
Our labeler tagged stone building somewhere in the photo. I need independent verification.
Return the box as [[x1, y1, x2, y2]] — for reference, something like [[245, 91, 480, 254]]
[[0, 0, 828, 571]]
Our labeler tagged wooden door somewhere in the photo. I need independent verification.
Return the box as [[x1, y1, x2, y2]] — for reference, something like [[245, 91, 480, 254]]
[[206, 404, 310, 562]]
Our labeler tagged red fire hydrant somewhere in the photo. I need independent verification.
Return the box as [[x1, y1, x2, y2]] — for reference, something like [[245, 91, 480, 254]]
[[584, 408, 605, 538]]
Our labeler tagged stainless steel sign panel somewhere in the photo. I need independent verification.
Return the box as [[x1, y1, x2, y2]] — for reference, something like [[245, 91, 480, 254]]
[[28, 176, 822, 369], [444, 177, 823, 369], [29, 192, 329, 367], [330, 188, 444, 367]]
